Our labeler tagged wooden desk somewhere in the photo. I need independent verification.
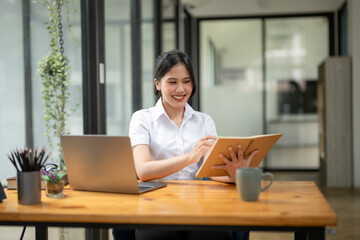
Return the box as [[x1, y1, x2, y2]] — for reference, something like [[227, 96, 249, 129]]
[[0, 181, 336, 240]]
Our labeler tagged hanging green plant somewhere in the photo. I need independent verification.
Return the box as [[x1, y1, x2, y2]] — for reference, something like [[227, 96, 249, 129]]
[[36, 0, 74, 170]]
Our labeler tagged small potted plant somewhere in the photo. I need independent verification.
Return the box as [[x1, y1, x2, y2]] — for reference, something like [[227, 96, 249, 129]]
[[41, 168, 67, 198]]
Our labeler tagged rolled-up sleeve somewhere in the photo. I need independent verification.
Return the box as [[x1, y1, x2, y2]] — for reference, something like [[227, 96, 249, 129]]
[[129, 111, 150, 147]]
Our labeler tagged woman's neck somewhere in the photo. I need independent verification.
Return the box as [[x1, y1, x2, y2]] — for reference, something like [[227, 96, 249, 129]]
[[162, 101, 185, 128]]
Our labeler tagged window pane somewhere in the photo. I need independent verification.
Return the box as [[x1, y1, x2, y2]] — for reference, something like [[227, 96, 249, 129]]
[[265, 17, 329, 169], [163, 22, 176, 52], [0, 1, 25, 181], [200, 20, 263, 136], [105, 0, 132, 135], [31, 1, 83, 164], [162, 0, 176, 51], [142, 0, 155, 109]]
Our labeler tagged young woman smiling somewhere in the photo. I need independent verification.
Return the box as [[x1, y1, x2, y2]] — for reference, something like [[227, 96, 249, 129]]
[[119, 50, 257, 240], [129, 49, 258, 184]]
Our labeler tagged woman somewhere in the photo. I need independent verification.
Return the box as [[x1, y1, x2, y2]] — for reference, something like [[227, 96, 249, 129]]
[[130, 50, 258, 184], [121, 50, 257, 240]]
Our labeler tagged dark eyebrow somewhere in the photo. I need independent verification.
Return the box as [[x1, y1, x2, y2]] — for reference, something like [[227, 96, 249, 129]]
[[165, 77, 191, 81]]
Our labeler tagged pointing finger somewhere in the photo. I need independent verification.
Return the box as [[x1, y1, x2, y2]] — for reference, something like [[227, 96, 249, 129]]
[[199, 135, 217, 142]]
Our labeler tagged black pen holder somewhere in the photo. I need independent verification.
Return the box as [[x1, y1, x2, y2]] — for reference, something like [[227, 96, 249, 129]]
[[17, 171, 41, 205]]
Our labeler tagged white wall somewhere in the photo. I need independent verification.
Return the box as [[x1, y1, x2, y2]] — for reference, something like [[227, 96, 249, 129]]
[[348, 0, 360, 188], [335, 0, 347, 8]]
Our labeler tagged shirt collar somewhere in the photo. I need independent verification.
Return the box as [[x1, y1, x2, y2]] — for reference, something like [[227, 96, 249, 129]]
[[152, 98, 195, 122], [183, 101, 195, 123], [152, 98, 166, 120]]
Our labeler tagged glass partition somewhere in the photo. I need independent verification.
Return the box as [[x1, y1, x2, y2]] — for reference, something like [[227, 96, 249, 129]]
[[105, 0, 132, 135], [265, 17, 328, 169], [142, 0, 156, 109], [163, 22, 176, 52], [162, 0, 176, 52], [0, 1, 25, 182], [31, 0, 83, 165], [200, 16, 329, 169], [200, 20, 263, 137]]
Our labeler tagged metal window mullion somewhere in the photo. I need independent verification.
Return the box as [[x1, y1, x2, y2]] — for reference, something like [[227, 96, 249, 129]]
[[23, 0, 33, 149], [184, 8, 192, 57], [195, 19, 200, 111], [97, 0, 106, 134], [131, 0, 142, 112], [175, 0, 179, 49], [154, 0, 162, 58], [81, 0, 106, 135], [262, 18, 267, 168]]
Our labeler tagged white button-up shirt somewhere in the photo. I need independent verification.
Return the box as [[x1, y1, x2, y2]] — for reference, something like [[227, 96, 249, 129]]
[[129, 98, 217, 180]]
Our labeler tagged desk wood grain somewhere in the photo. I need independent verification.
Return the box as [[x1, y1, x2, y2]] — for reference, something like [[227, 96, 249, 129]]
[[0, 181, 337, 227]]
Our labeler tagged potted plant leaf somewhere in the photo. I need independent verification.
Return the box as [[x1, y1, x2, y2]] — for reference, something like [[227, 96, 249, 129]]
[[41, 167, 67, 198]]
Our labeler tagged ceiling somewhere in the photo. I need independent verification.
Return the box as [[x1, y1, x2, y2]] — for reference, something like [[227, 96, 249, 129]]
[[181, 0, 338, 18]]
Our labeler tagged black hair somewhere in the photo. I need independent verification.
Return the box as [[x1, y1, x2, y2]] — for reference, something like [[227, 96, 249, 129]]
[[153, 49, 196, 100]]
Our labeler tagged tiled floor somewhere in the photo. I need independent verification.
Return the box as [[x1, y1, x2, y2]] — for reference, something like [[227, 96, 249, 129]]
[[1, 171, 359, 240], [319, 187, 360, 240]]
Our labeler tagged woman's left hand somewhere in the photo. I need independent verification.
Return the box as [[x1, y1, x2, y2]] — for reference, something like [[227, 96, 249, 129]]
[[211, 145, 259, 182]]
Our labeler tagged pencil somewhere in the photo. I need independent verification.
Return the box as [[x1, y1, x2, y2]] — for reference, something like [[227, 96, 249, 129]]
[[8, 147, 49, 172]]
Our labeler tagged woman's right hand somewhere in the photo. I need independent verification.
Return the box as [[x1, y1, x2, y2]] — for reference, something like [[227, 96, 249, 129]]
[[187, 135, 217, 164]]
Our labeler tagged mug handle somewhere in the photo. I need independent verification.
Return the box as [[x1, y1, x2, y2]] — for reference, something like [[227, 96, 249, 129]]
[[260, 172, 274, 192]]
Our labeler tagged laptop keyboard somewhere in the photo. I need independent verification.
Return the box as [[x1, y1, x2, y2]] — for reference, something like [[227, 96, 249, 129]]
[[137, 182, 166, 193], [138, 186, 153, 191]]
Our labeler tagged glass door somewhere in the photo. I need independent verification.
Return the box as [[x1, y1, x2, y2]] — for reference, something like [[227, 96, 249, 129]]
[[200, 16, 329, 169], [200, 19, 263, 137], [265, 17, 329, 169]]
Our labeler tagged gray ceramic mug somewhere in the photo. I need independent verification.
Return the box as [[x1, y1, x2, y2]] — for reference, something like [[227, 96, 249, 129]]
[[236, 168, 274, 202]]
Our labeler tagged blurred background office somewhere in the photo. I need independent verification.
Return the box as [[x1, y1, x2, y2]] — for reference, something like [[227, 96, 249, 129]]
[[0, 0, 359, 239]]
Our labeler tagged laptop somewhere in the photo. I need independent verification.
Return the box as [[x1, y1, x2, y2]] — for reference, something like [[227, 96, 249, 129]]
[[60, 135, 166, 194]]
